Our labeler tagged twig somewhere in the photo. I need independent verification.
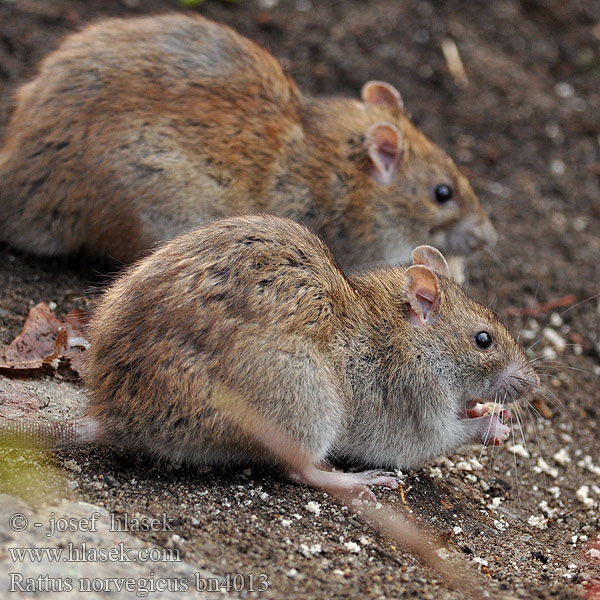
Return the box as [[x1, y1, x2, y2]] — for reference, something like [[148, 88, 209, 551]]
[[441, 39, 468, 88], [506, 294, 576, 317], [208, 382, 489, 599]]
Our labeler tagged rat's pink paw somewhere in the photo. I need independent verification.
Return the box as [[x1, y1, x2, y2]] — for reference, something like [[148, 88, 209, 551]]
[[463, 401, 512, 446], [482, 414, 511, 446], [289, 468, 400, 499]]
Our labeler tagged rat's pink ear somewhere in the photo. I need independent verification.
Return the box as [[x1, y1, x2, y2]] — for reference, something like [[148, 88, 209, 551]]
[[365, 122, 403, 185], [404, 265, 441, 327], [412, 245, 450, 279], [361, 81, 404, 111]]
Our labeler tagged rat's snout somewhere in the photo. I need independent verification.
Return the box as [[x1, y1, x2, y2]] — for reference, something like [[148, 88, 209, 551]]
[[495, 360, 539, 400], [443, 213, 497, 256], [469, 214, 498, 251]]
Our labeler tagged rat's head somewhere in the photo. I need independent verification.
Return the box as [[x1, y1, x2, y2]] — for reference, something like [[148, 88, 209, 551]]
[[399, 245, 538, 413], [354, 81, 497, 262]]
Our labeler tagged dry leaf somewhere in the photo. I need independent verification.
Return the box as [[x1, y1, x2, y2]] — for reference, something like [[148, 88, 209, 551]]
[[0, 303, 89, 376]]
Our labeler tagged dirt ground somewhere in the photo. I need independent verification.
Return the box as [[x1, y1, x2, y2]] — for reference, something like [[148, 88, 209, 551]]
[[0, 0, 599, 598]]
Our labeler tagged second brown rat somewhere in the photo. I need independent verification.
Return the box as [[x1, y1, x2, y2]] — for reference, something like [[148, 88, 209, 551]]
[[1, 215, 536, 495], [0, 14, 496, 272]]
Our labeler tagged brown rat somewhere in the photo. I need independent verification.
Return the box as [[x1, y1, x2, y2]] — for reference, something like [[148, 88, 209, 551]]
[[0, 215, 537, 494], [0, 13, 496, 271]]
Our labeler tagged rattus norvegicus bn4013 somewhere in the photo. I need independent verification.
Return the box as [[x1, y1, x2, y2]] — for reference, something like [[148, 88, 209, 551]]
[[0, 14, 495, 272], [1, 215, 536, 494]]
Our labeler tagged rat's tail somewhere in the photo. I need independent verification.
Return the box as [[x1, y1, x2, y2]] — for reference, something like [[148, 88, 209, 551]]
[[0, 417, 102, 450]]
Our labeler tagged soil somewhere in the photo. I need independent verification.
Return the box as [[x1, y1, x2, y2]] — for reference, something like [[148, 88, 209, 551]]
[[0, 1, 599, 599]]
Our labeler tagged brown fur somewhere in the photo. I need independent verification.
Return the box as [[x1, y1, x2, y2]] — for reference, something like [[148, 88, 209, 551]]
[[82, 215, 535, 471], [0, 14, 495, 267]]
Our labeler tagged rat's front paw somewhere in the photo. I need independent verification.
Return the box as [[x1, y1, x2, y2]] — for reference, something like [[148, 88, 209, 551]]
[[481, 413, 511, 446], [463, 401, 511, 446]]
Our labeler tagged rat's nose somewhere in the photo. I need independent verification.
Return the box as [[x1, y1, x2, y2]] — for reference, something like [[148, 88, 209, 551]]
[[468, 214, 497, 251], [498, 360, 539, 400], [445, 214, 497, 255]]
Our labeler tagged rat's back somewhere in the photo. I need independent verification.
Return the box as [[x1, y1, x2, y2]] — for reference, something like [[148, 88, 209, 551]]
[[0, 14, 301, 261], [84, 215, 350, 466], [12, 14, 297, 114]]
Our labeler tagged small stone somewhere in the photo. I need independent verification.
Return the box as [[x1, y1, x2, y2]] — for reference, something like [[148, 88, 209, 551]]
[[555, 82, 575, 98], [542, 327, 566, 352], [550, 159, 566, 175], [104, 474, 121, 488], [63, 459, 82, 473], [344, 541, 361, 553], [535, 457, 559, 478], [527, 515, 548, 530], [305, 501, 321, 517], [576, 485, 596, 507], [553, 448, 571, 466], [299, 543, 322, 558], [507, 443, 529, 458]]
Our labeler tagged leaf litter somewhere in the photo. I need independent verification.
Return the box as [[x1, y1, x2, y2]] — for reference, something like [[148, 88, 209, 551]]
[[0, 303, 89, 376]]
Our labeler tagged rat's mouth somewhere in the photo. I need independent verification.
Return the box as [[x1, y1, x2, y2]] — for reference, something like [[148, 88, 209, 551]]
[[459, 399, 511, 421]]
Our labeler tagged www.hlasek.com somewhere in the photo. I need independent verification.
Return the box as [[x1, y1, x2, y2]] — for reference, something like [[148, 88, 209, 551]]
[[9, 543, 180, 564], [9, 572, 270, 596]]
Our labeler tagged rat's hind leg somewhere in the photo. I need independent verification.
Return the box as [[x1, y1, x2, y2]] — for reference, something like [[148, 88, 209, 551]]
[[288, 467, 400, 502], [208, 343, 349, 465], [301, 461, 401, 490]]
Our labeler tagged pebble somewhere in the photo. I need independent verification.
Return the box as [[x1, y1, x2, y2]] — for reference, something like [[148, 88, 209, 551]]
[[542, 328, 567, 352], [550, 159, 566, 176], [305, 501, 321, 517], [548, 486, 561, 499], [436, 548, 450, 560], [553, 448, 571, 466], [63, 458, 82, 473], [555, 82, 575, 98], [534, 457, 559, 478], [527, 515, 548, 530], [104, 474, 121, 488], [576, 485, 596, 508], [507, 443, 530, 458], [299, 543, 322, 558], [344, 541, 361, 553]]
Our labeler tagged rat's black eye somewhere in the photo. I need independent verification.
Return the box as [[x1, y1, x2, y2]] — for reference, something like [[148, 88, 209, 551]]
[[434, 184, 454, 203], [475, 331, 493, 349]]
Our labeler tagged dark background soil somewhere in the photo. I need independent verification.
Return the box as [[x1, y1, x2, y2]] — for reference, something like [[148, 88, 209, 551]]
[[0, 1, 599, 599]]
